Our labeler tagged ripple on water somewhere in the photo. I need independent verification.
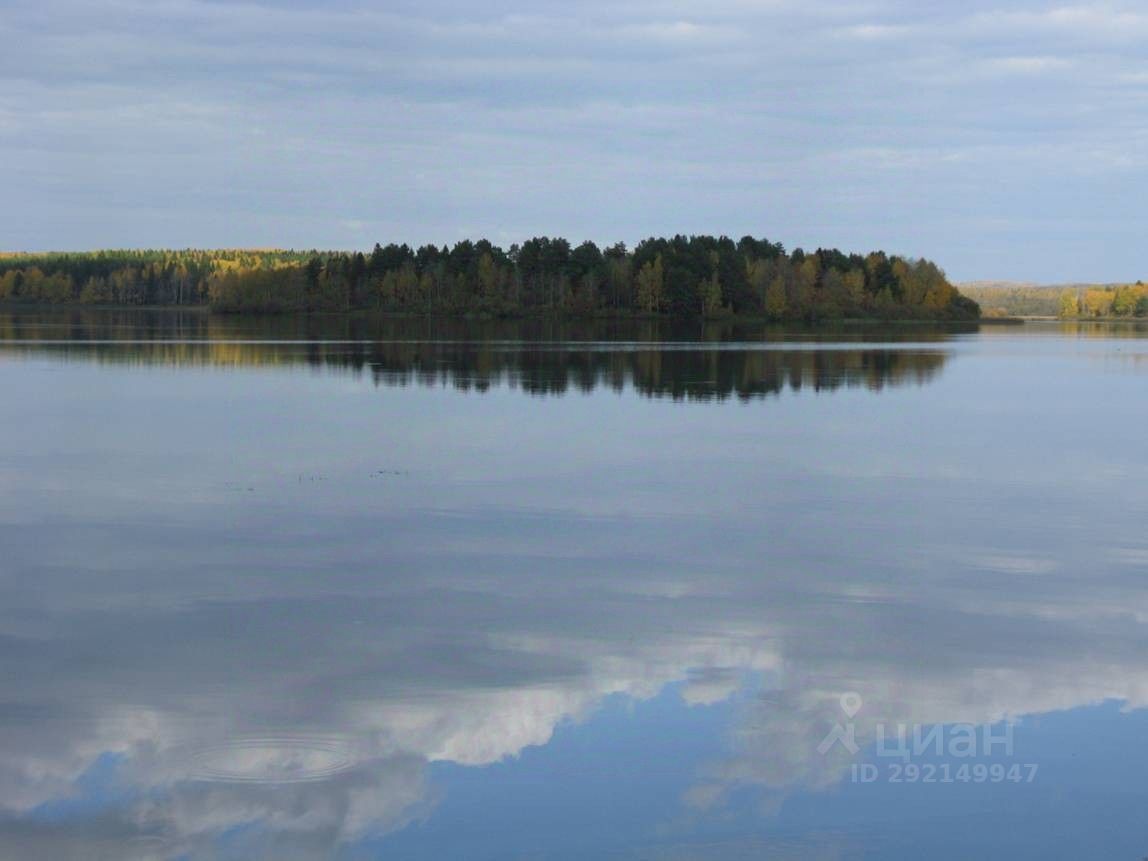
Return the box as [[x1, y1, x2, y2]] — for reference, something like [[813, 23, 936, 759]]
[[180, 735, 358, 784]]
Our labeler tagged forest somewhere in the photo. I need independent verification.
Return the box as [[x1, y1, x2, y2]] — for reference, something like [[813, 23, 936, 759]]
[[960, 282, 1148, 318], [1058, 284, 1148, 318], [959, 284, 1062, 317], [0, 237, 980, 321]]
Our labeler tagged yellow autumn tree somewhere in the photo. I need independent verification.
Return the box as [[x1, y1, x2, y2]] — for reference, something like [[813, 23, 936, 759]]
[[1058, 290, 1079, 318], [635, 254, 664, 314], [764, 275, 788, 319]]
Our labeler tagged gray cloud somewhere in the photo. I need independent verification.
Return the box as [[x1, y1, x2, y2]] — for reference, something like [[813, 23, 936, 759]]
[[3, 0, 1147, 280]]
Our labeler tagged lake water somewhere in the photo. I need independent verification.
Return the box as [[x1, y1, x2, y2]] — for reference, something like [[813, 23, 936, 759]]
[[2, 310, 1147, 860]]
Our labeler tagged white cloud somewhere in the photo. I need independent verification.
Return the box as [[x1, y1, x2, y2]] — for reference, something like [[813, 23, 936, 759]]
[[976, 55, 1075, 76], [835, 22, 913, 40]]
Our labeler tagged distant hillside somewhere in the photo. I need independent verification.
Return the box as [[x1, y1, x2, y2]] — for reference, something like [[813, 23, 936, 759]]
[[959, 281, 1145, 318], [958, 284, 1061, 317], [960, 280, 1126, 291]]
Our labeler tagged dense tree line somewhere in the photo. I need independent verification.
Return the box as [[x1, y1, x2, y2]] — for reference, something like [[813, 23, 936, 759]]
[[0, 250, 310, 307], [0, 237, 979, 320], [1058, 283, 1148, 318], [953, 282, 1148, 319]]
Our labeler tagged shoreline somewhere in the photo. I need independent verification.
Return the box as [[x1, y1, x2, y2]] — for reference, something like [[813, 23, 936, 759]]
[[0, 303, 986, 327]]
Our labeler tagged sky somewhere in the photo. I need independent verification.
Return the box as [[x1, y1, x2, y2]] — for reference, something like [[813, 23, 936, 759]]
[[3, 0, 1147, 282]]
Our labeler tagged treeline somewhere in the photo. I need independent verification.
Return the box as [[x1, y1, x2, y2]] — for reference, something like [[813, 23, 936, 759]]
[[1058, 283, 1148, 318], [960, 281, 1148, 319], [0, 250, 311, 306], [0, 237, 979, 321], [960, 284, 1061, 317]]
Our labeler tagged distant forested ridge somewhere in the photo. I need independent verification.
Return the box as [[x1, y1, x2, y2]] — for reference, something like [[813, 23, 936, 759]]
[[1057, 283, 1148, 318], [959, 283, 1062, 317], [960, 281, 1148, 319], [0, 237, 979, 320]]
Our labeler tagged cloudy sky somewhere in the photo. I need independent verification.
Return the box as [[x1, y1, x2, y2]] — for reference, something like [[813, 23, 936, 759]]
[[3, 0, 1147, 281]]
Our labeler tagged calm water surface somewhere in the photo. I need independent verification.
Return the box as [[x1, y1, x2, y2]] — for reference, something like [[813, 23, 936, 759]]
[[2, 311, 1148, 859]]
